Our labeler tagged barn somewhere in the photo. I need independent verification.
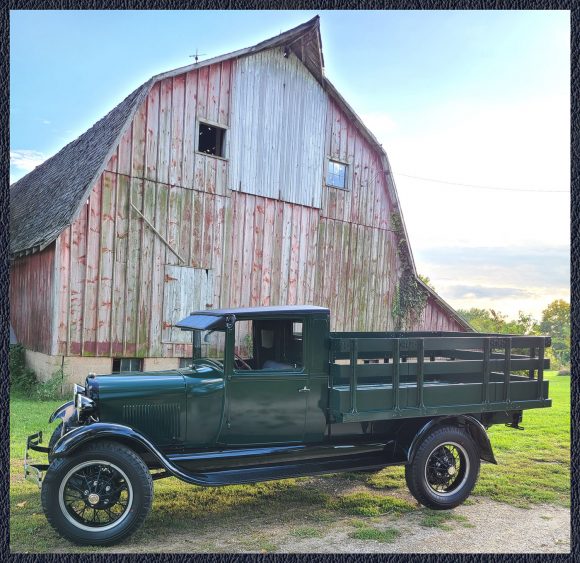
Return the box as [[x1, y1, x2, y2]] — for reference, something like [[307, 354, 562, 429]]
[[10, 17, 470, 386]]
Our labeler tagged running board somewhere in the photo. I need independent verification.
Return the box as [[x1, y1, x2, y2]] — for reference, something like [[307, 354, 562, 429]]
[[168, 455, 394, 486]]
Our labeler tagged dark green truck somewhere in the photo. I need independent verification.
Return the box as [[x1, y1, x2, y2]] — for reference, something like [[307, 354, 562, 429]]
[[25, 305, 552, 545]]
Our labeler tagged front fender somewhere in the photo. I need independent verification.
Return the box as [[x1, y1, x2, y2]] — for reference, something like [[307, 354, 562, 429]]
[[48, 401, 75, 424], [407, 415, 497, 465], [53, 422, 157, 458], [51, 422, 218, 487]]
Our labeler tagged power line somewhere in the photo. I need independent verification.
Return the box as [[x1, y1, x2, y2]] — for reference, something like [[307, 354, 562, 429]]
[[396, 173, 569, 193]]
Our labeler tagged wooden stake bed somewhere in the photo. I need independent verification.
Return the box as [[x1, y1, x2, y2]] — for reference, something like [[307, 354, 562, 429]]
[[329, 332, 551, 423]]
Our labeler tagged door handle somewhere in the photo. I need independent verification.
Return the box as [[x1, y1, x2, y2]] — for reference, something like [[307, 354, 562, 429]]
[[298, 386, 310, 393]]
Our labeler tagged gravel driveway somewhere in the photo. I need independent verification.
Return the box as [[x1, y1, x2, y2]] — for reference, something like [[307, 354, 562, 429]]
[[106, 496, 569, 554]]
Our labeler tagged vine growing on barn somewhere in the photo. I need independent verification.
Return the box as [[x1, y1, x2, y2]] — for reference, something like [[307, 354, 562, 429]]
[[390, 212, 429, 330]]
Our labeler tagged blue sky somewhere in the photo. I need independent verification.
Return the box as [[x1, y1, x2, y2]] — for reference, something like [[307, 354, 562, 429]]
[[10, 10, 570, 320]]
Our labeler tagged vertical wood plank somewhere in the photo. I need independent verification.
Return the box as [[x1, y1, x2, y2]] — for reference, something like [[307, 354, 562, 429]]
[[207, 62, 221, 124], [145, 82, 160, 182], [137, 179, 156, 355], [218, 60, 231, 127], [131, 100, 147, 179], [69, 201, 89, 355], [96, 173, 115, 356], [124, 178, 144, 356], [157, 78, 172, 185], [197, 65, 209, 121], [57, 228, 71, 355], [170, 74, 185, 186], [183, 70, 198, 189], [251, 198, 265, 306], [117, 124, 133, 177], [241, 194, 255, 307]]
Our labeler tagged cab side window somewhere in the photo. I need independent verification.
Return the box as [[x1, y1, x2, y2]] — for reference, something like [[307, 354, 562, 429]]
[[234, 319, 304, 371]]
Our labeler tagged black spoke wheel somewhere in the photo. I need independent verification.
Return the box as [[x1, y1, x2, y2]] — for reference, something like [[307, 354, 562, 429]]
[[405, 425, 480, 510], [42, 441, 153, 546], [424, 442, 469, 495], [59, 460, 132, 531]]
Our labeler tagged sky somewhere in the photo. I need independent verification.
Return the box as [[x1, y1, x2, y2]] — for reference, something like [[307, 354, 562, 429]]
[[10, 10, 570, 320]]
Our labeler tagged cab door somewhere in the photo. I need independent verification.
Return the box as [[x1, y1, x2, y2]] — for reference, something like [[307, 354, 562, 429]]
[[221, 318, 309, 445]]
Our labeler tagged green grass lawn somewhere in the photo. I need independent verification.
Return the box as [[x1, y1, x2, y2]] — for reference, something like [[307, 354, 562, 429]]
[[9, 371, 569, 552]]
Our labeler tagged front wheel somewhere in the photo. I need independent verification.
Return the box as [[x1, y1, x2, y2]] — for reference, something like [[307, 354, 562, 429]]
[[405, 425, 480, 510], [41, 440, 153, 546]]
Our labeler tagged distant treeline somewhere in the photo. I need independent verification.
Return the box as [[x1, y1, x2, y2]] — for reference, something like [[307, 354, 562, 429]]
[[457, 300, 570, 369]]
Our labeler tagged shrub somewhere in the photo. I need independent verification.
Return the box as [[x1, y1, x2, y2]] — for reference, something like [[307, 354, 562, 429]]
[[9, 344, 37, 395], [35, 369, 64, 401]]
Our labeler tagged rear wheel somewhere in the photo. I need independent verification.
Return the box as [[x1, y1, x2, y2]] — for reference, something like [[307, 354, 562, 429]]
[[405, 425, 480, 509], [41, 440, 153, 546]]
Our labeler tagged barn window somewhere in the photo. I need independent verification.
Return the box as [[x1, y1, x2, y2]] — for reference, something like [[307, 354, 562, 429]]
[[198, 121, 226, 157], [326, 159, 347, 189], [112, 358, 143, 372]]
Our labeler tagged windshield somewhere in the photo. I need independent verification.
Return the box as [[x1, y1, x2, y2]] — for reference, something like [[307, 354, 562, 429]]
[[190, 329, 226, 365]]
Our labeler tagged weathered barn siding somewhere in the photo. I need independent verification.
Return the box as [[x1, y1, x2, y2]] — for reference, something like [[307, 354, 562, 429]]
[[417, 297, 467, 332], [316, 97, 401, 332], [221, 191, 320, 309], [10, 244, 55, 354], [322, 98, 394, 228], [229, 49, 327, 208], [55, 60, 234, 359], [49, 48, 466, 360]]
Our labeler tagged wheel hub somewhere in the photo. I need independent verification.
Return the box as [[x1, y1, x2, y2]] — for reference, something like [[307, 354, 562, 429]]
[[447, 465, 456, 476], [87, 493, 100, 505]]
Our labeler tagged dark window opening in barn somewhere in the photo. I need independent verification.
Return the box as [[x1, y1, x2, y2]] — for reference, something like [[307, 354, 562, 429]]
[[326, 159, 347, 189], [112, 358, 143, 373], [198, 122, 226, 157], [179, 357, 192, 369]]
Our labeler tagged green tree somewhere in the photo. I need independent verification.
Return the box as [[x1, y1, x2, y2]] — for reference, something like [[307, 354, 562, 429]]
[[539, 300, 570, 367], [418, 274, 436, 292], [456, 308, 538, 335]]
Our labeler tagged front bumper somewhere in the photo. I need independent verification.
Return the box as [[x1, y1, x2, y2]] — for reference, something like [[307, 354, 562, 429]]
[[24, 432, 50, 487]]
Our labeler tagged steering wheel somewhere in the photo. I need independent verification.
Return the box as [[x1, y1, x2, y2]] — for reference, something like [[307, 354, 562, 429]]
[[234, 353, 252, 371]]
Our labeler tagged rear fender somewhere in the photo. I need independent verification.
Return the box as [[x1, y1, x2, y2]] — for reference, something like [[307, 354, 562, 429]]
[[405, 415, 497, 465]]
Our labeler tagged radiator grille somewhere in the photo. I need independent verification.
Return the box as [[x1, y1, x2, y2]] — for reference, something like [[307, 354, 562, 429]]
[[122, 403, 181, 439]]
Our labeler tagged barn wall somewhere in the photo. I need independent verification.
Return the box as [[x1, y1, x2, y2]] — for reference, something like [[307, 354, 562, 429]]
[[229, 49, 327, 208], [52, 49, 466, 359], [56, 59, 234, 359], [10, 244, 55, 354], [317, 98, 401, 332], [220, 191, 320, 309], [416, 296, 469, 332]]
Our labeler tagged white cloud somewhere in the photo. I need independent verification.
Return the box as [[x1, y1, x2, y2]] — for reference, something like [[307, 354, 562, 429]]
[[10, 149, 47, 172], [10, 149, 50, 184]]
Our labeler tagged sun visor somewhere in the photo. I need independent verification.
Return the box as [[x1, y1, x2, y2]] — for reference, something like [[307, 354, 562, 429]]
[[175, 314, 225, 331]]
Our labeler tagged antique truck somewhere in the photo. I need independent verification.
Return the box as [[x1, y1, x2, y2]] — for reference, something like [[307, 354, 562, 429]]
[[25, 305, 552, 545]]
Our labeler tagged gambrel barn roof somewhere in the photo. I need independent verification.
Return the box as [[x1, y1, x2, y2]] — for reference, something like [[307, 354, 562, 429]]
[[10, 16, 468, 329]]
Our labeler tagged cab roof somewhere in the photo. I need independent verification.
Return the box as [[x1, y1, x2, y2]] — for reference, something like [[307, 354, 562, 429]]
[[176, 305, 329, 331]]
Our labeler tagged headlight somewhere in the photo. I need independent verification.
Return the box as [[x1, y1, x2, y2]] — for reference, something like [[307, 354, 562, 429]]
[[73, 384, 94, 420]]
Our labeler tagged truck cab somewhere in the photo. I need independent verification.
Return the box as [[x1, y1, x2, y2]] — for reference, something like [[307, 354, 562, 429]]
[[176, 305, 330, 446]]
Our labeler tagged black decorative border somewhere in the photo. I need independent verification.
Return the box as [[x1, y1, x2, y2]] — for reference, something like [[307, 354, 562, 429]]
[[1, 1, 577, 562]]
